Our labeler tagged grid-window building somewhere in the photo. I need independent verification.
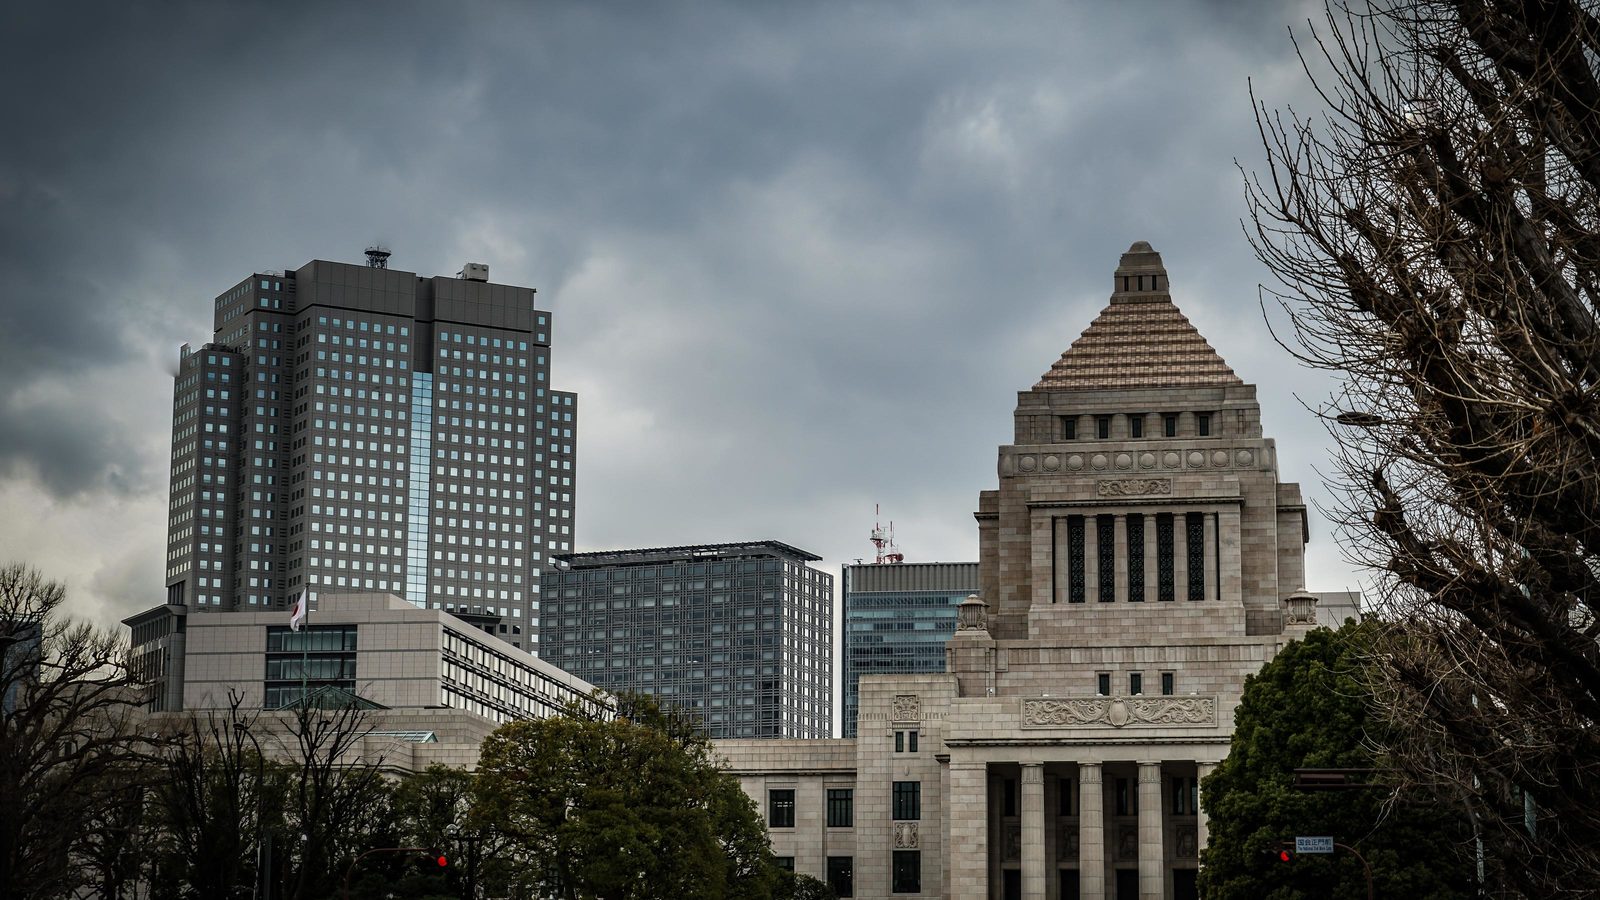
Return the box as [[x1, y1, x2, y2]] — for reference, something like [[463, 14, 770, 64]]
[[541, 542, 833, 739], [840, 561, 977, 738], [162, 256, 574, 653]]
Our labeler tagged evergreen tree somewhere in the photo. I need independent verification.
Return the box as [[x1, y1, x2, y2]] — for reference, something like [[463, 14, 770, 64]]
[[471, 692, 779, 900], [1199, 622, 1472, 899]]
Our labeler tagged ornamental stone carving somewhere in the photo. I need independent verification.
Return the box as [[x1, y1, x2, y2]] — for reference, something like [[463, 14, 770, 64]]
[[1056, 826, 1080, 859], [894, 822, 919, 848], [891, 694, 921, 722], [1095, 478, 1172, 497], [1117, 827, 1138, 860], [1177, 826, 1199, 858], [1283, 591, 1319, 625], [956, 594, 989, 631], [1021, 696, 1217, 728]]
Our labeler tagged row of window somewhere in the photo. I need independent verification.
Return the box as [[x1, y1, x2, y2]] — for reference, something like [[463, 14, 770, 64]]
[[771, 853, 907, 896], [771, 774, 1201, 836], [994, 775, 1200, 818], [769, 782, 921, 828], [1064, 513, 1207, 603], [1096, 671, 1178, 696], [1061, 411, 1214, 440]]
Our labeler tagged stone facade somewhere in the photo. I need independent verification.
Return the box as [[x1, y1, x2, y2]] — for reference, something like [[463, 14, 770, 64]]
[[717, 243, 1337, 900]]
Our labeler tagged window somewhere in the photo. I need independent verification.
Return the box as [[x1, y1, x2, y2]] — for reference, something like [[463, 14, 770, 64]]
[[1097, 515, 1115, 602], [1067, 516, 1086, 603], [1172, 777, 1197, 816], [1187, 512, 1206, 601], [1126, 515, 1145, 602], [1156, 513, 1176, 602], [1129, 672, 1143, 695], [774, 857, 794, 871], [1058, 777, 1074, 816], [1003, 778, 1017, 817], [1163, 414, 1177, 437], [1161, 672, 1175, 695], [827, 788, 854, 828], [1096, 416, 1111, 439], [1062, 416, 1077, 440], [1197, 413, 1212, 436], [1130, 415, 1144, 438], [828, 856, 854, 898], [892, 781, 921, 820], [894, 729, 918, 752], [1096, 672, 1111, 696], [1115, 778, 1137, 816], [769, 789, 795, 828], [892, 850, 921, 893]]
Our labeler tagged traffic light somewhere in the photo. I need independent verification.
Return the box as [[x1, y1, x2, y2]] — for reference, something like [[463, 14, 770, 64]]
[[433, 852, 449, 868], [1278, 849, 1293, 863]]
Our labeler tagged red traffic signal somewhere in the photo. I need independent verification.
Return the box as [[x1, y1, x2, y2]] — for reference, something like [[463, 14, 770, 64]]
[[435, 854, 449, 868], [1278, 849, 1292, 862]]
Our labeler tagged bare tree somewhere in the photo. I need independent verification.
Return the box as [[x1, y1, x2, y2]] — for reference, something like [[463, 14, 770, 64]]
[[0, 564, 153, 900], [275, 699, 393, 900], [145, 694, 278, 900], [1246, 0, 1600, 894]]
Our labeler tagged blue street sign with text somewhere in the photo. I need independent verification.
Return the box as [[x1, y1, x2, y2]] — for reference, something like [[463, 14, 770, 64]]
[[1295, 836, 1335, 854]]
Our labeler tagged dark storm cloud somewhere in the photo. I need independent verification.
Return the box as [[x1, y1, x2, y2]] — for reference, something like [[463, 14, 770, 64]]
[[0, 0, 1355, 624]]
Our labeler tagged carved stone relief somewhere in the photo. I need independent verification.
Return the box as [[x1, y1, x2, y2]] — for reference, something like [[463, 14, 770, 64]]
[[1021, 696, 1217, 728], [1095, 478, 1172, 497], [1177, 826, 1198, 859], [1056, 825, 1080, 859], [1004, 824, 1021, 861], [890, 694, 921, 722], [894, 822, 919, 849], [1117, 827, 1139, 860]]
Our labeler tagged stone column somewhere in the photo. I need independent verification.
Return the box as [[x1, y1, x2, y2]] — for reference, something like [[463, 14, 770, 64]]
[[941, 756, 953, 898], [1143, 513, 1158, 602], [1079, 763, 1105, 900], [1137, 762, 1165, 900], [1022, 763, 1045, 899], [949, 759, 989, 899], [1196, 762, 1216, 858]]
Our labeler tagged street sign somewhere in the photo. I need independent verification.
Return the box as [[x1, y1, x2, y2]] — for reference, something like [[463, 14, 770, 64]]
[[1295, 836, 1335, 854]]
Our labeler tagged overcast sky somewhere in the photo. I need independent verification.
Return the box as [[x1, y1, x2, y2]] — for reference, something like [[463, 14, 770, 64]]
[[0, 0, 1366, 634]]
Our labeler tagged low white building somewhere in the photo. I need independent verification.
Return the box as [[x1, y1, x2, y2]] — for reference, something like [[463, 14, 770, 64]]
[[125, 592, 606, 768]]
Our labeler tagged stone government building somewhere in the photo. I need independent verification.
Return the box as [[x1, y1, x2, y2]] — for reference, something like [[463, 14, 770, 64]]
[[717, 243, 1349, 900]]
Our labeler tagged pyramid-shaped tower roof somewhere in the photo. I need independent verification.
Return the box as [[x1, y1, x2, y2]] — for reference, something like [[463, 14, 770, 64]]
[[1035, 242, 1242, 392]]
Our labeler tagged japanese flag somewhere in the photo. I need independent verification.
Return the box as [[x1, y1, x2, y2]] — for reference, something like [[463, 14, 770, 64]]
[[289, 589, 309, 632]]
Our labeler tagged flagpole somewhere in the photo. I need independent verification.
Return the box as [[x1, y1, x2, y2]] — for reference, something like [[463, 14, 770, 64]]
[[301, 592, 309, 708]]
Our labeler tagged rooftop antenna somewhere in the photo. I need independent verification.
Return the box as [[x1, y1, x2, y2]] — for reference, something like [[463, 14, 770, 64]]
[[364, 246, 391, 269], [870, 504, 905, 564]]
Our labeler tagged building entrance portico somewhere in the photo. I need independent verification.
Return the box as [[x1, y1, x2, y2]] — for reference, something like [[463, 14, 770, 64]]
[[945, 750, 1208, 900]]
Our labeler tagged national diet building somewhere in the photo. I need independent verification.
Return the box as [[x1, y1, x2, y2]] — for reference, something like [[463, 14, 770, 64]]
[[717, 242, 1340, 900]]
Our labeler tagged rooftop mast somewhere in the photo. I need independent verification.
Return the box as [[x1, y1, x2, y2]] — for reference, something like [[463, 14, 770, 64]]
[[870, 504, 904, 564]]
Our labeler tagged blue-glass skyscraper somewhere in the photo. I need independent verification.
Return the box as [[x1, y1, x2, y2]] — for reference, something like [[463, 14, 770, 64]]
[[840, 561, 978, 737]]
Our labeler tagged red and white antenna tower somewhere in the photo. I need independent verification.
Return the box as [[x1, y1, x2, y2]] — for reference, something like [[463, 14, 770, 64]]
[[871, 504, 905, 564]]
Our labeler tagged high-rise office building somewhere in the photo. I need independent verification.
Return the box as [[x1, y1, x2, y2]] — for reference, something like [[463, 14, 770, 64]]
[[162, 256, 574, 653], [541, 542, 833, 738], [840, 561, 977, 737]]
